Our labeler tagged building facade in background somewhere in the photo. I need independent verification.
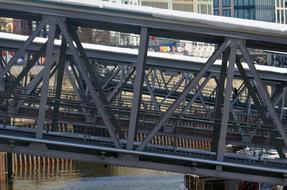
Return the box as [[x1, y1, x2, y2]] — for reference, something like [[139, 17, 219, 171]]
[[139, 0, 213, 14], [214, 0, 275, 22], [269, 0, 287, 67], [214, 0, 234, 16], [275, 0, 287, 24], [139, 0, 214, 57], [214, 0, 287, 67]]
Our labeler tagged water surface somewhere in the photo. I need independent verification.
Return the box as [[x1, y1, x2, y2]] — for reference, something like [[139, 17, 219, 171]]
[[1, 156, 184, 190]]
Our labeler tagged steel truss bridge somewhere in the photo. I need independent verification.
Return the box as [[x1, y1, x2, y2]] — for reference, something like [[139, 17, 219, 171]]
[[0, 0, 287, 185]]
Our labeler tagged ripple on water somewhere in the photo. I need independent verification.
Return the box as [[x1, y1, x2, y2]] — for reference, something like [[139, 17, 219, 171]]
[[13, 175, 184, 190]]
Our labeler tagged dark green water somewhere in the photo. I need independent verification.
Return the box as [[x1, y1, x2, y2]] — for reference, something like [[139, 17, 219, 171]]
[[0, 157, 184, 190]]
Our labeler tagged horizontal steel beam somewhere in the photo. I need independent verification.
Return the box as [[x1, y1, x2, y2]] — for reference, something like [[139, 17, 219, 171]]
[[0, 33, 286, 83], [0, 143, 285, 185], [0, 133, 286, 175], [0, 0, 287, 50]]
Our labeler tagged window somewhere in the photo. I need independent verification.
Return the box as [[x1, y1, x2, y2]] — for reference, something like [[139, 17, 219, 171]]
[[223, 0, 230, 7], [223, 9, 231, 16], [244, 9, 249, 18], [214, 0, 218, 7], [235, 9, 239, 17], [238, 9, 244, 18], [277, 9, 280, 23], [250, 9, 255, 19], [280, 10, 284, 24], [237, 0, 243, 6], [249, 0, 255, 5]]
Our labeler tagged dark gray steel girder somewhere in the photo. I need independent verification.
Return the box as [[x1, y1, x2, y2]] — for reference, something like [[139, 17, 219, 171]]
[[127, 27, 149, 150], [0, 135, 285, 185], [211, 48, 228, 152], [0, 36, 285, 84], [52, 37, 67, 131], [216, 42, 237, 162], [36, 17, 57, 139], [0, 1, 287, 51]]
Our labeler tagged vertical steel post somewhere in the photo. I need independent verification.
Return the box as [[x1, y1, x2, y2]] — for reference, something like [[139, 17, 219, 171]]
[[216, 43, 237, 162], [127, 27, 149, 150], [211, 48, 228, 152], [51, 37, 67, 131], [280, 89, 286, 120], [36, 18, 57, 139]]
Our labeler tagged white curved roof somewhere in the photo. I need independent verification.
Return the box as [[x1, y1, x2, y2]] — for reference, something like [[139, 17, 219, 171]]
[[1, 31, 287, 75], [42, 0, 287, 37]]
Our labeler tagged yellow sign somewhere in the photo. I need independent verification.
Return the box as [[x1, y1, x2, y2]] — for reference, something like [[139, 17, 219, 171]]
[[0, 18, 13, 33]]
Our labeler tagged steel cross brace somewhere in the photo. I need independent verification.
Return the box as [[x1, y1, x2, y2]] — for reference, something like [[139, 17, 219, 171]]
[[238, 40, 287, 149], [186, 73, 208, 110], [107, 65, 135, 103], [137, 39, 231, 151], [144, 72, 160, 112], [11, 61, 58, 118], [69, 27, 109, 104], [68, 59, 79, 82], [0, 17, 49, 80], [211, 48, 229, 152], [159, 74, 187, 106], [7, 43, 47, 92], [8, 55, 58, 117], [236, 55, 286, 158], [102, 65, 123, 90], [64, 64, 94, 124], [56, 18, 122, 148], [235, 57, 269, 124], [0, 43, 48, 107], [51, 37, 67, 131], [280, 88, 287, 120], [271, 84, 287, 106], [0, 53, 8, 72], [231, 83, 246, 106], [181, 74, 212, 114]]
